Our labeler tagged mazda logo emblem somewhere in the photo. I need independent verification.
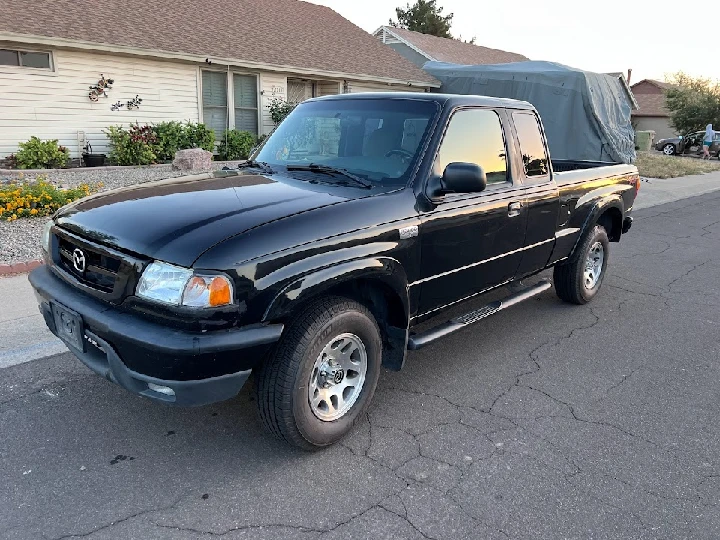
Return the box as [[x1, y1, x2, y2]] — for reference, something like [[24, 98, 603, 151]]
[[72, 248, 86, 273]]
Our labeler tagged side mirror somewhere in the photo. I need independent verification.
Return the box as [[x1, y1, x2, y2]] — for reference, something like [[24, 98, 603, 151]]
[[442, 162, 487, 193]]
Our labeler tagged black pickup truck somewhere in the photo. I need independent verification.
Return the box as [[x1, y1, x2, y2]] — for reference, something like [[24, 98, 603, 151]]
[[30, 93, 639, 449]]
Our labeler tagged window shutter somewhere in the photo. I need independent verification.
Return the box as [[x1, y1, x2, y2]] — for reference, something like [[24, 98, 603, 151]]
[[233, 74, 258, 136], [202, 71, 228, 138]]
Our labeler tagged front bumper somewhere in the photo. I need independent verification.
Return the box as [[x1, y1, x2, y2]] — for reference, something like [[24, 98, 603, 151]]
[[29, 265, 283, 406]]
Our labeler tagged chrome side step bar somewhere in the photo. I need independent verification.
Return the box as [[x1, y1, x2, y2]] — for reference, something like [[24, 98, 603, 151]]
[[407, 280, 552, 350]]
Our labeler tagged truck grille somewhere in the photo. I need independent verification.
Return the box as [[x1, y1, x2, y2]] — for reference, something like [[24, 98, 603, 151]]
[[57, 236, 122, 293], [50, 228, 146, 303]]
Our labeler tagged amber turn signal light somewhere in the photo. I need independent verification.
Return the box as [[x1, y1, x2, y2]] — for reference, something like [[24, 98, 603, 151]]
[[209, 276, 232, 306]]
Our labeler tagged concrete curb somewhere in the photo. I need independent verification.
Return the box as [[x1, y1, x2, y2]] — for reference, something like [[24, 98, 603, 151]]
[[0, 259, 43, 276]]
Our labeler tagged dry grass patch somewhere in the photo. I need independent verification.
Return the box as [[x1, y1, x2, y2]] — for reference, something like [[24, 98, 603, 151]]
[[636, 151, 720, 179]]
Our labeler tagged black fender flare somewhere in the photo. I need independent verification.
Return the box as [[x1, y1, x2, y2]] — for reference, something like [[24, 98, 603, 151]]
[[262, 257, 411, 371], [262, 257, 410, 324], [569, 196, 624, 259]]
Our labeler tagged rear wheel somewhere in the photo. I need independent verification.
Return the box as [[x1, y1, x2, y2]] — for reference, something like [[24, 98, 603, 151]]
[[254, 296, 382, 450], [662, 143, 676, 156], [554, 225, 609, 305]]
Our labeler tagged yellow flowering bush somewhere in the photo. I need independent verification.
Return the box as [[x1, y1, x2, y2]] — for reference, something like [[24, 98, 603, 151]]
[[0, 176, 100, 221]]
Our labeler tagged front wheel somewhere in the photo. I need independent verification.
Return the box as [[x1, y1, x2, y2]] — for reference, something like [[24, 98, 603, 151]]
[[554, 225, 609, 305], [662, 143, 676, 156], [254, 296, 382, 450]]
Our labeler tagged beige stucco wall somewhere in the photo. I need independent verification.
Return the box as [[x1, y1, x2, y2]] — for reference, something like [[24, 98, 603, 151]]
[[633, 117, 676, 141]]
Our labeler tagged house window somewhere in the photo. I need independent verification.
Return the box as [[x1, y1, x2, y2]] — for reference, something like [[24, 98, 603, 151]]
[[202, 71, 229, 138], [202, 71, 259, 139], [233, 74, 258, 134], [0, 49, 52, 70]]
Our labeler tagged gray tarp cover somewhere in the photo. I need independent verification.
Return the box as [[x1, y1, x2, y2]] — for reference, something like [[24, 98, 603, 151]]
[[423, 60, 636, 164]]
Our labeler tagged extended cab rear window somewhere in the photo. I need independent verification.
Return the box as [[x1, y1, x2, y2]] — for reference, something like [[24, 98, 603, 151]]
[[512, 112, 550, 178]]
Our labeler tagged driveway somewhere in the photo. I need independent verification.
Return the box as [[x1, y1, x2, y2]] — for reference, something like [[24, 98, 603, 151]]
[[2, 191, 720, 539]]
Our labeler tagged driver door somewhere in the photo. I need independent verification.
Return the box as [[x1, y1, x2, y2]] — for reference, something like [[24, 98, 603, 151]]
[[415, 108, 528, 315]]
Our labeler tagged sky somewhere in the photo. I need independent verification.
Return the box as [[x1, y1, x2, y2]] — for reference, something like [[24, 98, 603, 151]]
[[307, 0, 715, 85]]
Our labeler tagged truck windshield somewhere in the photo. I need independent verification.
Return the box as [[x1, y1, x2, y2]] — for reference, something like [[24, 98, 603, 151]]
[[253, 99, 438, 185]]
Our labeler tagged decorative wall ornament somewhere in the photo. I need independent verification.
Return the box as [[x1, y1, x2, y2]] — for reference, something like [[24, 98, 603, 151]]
[[88, 74, 114, 102], [111, 95, 143, 112]]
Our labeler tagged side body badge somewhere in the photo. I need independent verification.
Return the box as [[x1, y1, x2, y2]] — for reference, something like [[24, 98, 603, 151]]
[[399, 225, 419, 240]]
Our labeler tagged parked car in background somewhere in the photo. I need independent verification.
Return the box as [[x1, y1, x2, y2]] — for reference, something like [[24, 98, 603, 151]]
[[655, 131, 720, 157]]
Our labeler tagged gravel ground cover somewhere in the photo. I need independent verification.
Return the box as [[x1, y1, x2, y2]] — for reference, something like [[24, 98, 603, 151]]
[[0, 162, 243, 265]]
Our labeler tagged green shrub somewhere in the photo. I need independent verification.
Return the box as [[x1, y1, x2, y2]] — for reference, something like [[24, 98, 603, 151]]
[[152, 121, 216, 161], [15, 137, 70, 169], [269, 98, 297, 125], [183, 122, 216, 153], [1, 176, 99, 221], [216, 130, 256, 161], [105, 124, 157, 166], [153, 121, 186, 161]]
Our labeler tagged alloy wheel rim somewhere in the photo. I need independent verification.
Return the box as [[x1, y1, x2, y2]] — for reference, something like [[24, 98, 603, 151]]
[[663, 145, 674, 155], [308, 333, 368, 421], [583, 241, 605, 290]]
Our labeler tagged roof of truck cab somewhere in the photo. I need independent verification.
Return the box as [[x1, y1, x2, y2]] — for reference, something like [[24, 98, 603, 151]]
[[308, 92, 536, 110]]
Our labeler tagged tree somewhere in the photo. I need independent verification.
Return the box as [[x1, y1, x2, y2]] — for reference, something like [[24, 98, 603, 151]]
[[664, 72, 720, 135], [390, 0, 453, 39]]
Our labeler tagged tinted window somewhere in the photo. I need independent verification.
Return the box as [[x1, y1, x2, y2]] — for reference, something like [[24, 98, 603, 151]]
[[0, 50, 19, 66], [513, 112, 549, 177], [233, 73, 258, 136], [19, 51, 51, 69], [0, 50, 51, 69], [435, 109, 507, 184], [255, 99, 437, 184]]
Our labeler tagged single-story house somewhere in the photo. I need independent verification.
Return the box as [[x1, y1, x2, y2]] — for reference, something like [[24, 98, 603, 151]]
[[0, 0, 440, 160], [373, 26, 528, 68], [630, 79, 676, 140]]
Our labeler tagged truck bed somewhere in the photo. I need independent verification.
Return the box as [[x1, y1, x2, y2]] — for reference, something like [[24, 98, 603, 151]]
[[553, 160, 638, 185]]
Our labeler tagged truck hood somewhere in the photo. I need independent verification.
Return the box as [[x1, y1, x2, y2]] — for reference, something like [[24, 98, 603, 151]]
[[55, 170, 361, 267]]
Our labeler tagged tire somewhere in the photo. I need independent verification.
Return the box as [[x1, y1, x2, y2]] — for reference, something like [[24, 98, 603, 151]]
[[254, 296, 382, 450], [553, 225, 609, 305], [662, 143, 676, 156]]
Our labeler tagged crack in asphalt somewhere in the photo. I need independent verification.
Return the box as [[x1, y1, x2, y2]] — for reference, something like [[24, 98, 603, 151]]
[[154, 522, 323, 537], [700, 218, 720, 238], [378, 497, 437, 540], [49, 495, 186, 540], [666, 259, 714, 293]]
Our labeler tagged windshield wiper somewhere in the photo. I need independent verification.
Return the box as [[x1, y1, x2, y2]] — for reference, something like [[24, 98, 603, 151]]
[[237, 160, 275, 174], [286, 164, 372, 189]]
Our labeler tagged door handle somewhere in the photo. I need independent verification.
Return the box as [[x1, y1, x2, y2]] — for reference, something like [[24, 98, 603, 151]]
[[508, 202, 523, 217]]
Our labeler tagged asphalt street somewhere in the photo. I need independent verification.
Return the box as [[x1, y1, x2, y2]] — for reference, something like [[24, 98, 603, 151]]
[[2, 190, 720, 539]]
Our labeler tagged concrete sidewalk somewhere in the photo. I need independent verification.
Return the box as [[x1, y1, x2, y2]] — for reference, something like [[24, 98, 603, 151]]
[[0, 274, 66, 368], [635, 170, 720, 209], [1, 170, 720, 369]]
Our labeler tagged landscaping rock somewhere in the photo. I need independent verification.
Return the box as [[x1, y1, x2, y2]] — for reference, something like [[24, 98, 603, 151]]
[[172, 148, 213, 171]]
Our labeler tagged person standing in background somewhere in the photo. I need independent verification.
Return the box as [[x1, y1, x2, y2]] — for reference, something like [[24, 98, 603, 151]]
[[703, 124, 715, 159]]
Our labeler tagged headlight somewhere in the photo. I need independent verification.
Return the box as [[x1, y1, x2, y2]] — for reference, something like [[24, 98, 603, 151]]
[[136, 261, 233, 308], [41, 220, 53, 253]]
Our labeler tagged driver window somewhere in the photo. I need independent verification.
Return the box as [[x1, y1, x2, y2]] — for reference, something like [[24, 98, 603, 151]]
[[435, 109, 508, 185]]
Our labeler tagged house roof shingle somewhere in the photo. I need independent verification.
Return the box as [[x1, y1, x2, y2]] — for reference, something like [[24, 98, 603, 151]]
[[0, 0, 438, 86], [632, 93, 670, 117], [381, 26, 528, 65]]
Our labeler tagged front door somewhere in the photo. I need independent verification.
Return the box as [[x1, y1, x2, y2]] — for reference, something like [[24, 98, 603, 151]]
[[415, 108, 528, 315]]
